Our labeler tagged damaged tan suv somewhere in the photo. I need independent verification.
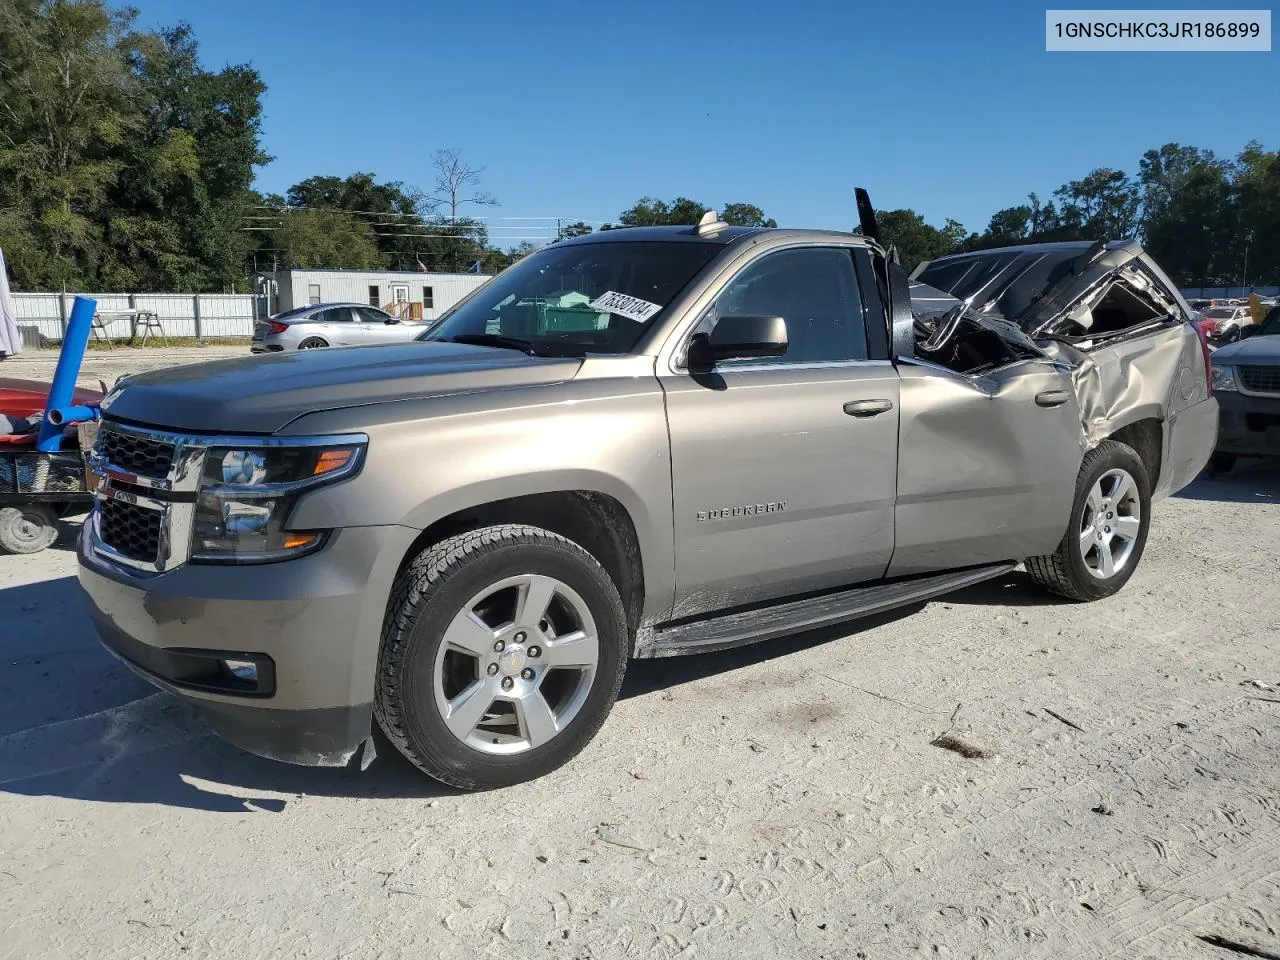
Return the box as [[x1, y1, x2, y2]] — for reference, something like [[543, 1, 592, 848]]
[[78, 201, 1217, 789]]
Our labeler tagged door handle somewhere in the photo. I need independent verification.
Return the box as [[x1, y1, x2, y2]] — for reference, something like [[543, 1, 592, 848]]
[[843, 399, 894, 418], [1035, 390, 1070, 408]]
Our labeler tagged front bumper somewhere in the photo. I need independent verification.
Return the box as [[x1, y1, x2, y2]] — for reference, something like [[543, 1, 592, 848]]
[[1213, 390, 1280, 457], [77, 523, 411, 766]]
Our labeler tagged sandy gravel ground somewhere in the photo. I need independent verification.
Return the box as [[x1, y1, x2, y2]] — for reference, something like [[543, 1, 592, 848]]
[[1, 346, 1277, 959]]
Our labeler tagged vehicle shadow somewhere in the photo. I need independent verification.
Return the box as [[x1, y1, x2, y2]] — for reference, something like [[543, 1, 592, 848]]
[[1175, 460, 1280, 504], [0, 574, 932, 811]]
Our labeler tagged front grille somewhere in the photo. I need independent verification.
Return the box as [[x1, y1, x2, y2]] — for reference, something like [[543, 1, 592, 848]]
[[99, 498, 162, 563], [99, 427, 175, 477], [1238, 365, 1280, 395], [0, 452, 86, 495]]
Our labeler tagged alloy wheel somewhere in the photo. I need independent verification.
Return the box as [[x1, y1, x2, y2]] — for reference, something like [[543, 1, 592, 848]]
[[1078, 468, 1142, 579], [432, 573, 599, 755]]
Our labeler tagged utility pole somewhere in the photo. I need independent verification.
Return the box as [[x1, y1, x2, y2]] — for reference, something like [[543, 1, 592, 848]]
[[1242, 229, 1253, 292]]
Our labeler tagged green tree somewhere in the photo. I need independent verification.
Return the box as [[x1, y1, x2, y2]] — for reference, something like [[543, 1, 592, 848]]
[[270, 208, 381, 269], [555, 220, 593, 241], [721, 202, 777, 227], [0, 0, 137, 288], [1232, 141, 1280, 285], [618, 196, 778, 227], [0, 0, 268, 291], [872, 209, 966, 272], [1052, 167, 1141, 240]]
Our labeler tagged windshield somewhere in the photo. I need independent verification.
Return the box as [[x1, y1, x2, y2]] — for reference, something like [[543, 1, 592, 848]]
[[421, 240, 722, 356]]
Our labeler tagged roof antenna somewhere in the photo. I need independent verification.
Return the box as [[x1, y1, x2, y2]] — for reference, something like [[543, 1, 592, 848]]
[[695, 209, 728, 237]]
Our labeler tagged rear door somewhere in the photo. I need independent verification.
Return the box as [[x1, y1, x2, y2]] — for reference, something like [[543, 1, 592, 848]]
[[660, 244, 900, 619], [889, 356, 1083, 576]]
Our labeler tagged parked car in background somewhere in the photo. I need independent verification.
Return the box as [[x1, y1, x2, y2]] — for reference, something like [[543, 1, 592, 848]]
[[251, 303, 431, 353], [1209, 305, 1280, 473], [1201, 305, 1255, 343]]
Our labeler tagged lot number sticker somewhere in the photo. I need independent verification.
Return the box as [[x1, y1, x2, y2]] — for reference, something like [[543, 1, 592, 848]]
[[588, 291, 663, 323]]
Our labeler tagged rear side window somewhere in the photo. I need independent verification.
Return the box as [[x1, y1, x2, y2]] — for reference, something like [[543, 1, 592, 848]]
[[317, 307, 353, 323], [712, 247, 867, 364]]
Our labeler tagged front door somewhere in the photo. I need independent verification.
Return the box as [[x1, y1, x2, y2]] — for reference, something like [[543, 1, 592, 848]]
[[660, 246, 900, 619], [354, 306, 403, 343]]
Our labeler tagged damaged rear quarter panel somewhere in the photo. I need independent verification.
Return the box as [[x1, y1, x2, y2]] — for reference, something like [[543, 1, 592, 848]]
[[1041, 323, 1214, 498]]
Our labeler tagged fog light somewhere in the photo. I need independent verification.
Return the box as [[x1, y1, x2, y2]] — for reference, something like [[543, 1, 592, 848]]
[[223, 659, 258, 682]]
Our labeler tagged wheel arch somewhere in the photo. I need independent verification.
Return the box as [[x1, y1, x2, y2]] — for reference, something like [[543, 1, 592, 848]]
[[393, 489, 648, 641], [1103, 416, 1163, 491]]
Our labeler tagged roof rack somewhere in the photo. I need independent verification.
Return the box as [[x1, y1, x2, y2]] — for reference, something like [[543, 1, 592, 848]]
[[695, 210, 729, 237]]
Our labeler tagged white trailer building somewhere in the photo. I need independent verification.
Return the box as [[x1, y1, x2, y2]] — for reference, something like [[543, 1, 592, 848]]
[[262, 268, 491, 321]]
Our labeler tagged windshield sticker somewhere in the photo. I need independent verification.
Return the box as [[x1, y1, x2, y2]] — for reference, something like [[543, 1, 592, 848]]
[[587, 291, 663, 323]]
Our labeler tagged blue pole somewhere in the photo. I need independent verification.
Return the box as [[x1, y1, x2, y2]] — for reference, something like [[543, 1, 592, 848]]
[[36, 295, 97, 451]]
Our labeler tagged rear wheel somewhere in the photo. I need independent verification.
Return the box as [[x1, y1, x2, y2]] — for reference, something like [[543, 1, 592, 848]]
[[297, 336, 328, 349], [375, 524, 628, 790], [1026, 440, 1151, 602], [0, 504, 60, 554]]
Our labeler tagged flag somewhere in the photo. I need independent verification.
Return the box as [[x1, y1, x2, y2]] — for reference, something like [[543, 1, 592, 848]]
[[0, 248, 20, 358]]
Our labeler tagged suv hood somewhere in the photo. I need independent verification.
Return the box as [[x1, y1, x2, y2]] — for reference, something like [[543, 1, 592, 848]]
[[100, 342, 583, 434], [1211, 334, 1280, 366]]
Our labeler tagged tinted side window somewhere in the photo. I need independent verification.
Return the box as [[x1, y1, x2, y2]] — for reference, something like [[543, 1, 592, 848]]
[[356, 307, 390, 323], [318, 307, 353, 323], [713, 248, 866, 363]]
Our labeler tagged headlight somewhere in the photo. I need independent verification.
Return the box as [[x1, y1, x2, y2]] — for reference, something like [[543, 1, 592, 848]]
[[192, 438, 365, 563], [1210, 365, 1237, 392]]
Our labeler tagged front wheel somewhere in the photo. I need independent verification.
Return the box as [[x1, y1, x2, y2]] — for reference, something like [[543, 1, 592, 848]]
[[0, 504, 60, 554], [375, 524, 628, 790], [1026, 440, 1151, 602]]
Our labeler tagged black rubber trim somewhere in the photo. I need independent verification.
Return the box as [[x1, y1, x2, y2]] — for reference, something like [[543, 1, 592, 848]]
[[93, 612, 277, 697], [854, 248, 890, 361], [641, 562, 1016, 657]]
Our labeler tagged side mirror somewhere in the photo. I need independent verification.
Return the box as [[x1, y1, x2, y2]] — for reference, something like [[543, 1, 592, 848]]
[[385, 317, 398, 324], [687, 315, 788, 368]]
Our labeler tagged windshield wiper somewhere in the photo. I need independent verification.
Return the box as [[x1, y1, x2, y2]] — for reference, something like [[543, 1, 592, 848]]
[[433, 333, 583, 358]]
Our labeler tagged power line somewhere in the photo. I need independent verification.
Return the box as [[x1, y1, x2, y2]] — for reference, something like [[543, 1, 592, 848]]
[[250, 205, 607, 223]]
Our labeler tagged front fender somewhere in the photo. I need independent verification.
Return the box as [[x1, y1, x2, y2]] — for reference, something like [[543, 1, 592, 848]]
[[284, 376, 676, 627]]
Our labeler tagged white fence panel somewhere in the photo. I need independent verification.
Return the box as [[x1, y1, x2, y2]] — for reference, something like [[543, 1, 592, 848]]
[[10, 291, 257, 341], [196, 294, 256, 337]]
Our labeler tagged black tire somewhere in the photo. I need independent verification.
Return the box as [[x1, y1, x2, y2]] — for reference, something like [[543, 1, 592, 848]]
[[1209, 452, 1237, 476], [0, 504, 60, 554], [297, 337, 328, 349], [1026, 440, 1152, 602], [375, 524, 628, 790]]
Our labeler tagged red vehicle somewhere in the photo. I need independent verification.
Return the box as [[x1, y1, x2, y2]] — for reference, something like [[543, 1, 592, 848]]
[[0, 377, 102, 554]]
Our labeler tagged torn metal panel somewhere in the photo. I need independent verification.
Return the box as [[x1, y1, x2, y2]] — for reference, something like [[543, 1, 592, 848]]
[[889, 358, 1083, 577], [1041, 322, 1215, 498]]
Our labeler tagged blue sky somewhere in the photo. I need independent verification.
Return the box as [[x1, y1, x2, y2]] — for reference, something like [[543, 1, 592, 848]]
[[133, 0, 1276, 245]]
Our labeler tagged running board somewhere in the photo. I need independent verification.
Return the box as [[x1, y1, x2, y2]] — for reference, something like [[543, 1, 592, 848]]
[[637, 562, 1017, 658]]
